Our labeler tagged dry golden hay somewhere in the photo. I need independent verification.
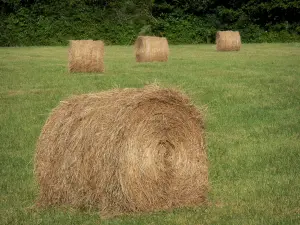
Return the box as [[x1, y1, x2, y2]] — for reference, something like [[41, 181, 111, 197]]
[[34, 85, 208, 217], [68, 40, 104, 73], [135, 36, 169, 62], [216, 31, 241, 51]]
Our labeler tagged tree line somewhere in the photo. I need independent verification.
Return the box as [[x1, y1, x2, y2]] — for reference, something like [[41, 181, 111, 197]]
[[1, 0, 300, 46]]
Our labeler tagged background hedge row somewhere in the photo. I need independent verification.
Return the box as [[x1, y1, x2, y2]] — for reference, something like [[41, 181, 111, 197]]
[[1, 0, 300, 46]]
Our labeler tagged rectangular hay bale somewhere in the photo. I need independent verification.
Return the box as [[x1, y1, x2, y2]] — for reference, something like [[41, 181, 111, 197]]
[[68, 40, 105, 73], [135, 36, 169, 62], [216, 31, 241, 51]]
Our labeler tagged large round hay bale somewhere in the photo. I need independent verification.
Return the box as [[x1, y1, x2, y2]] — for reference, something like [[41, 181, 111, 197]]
[[35, 85, 208, 217], [216, 31, 241, 51], [68, 40, 104, 73], [135, 36, 169, 62]]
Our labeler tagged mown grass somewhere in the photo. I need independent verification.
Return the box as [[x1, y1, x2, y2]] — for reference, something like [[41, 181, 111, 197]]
[[0, 43, 300, 224]]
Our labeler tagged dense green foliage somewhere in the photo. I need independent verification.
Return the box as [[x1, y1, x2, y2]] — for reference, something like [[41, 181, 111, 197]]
[[1, 0, 300, 46]]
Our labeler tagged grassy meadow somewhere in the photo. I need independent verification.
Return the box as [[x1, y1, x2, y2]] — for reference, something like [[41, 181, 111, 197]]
[[0, 43, 300, 224]]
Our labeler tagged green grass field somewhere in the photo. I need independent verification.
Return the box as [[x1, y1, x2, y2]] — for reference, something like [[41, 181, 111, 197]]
[[1, 43, 300, 224]]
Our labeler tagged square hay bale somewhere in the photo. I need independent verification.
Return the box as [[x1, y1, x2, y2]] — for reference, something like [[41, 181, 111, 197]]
[[68, 40, 104, 73], [135, 36, 169, 62], [216, 31, 241, 51]]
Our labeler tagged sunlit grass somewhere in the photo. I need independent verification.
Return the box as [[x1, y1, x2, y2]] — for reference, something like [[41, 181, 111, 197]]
[[0, 43, 300, 224]]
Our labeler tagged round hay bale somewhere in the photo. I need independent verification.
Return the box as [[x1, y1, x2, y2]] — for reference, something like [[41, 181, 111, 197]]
[[135, 36, 169, 62], [68, 40, 105, 73], [35, 85, 208, 217], [216, 31, 241, 51]]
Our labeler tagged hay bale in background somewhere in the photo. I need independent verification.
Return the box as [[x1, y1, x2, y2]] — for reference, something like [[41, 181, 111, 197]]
[[68, 40, 104, 73], [216, 31, 241, 51], [135, 36, 169, 62], [35, 85, 208, 217]]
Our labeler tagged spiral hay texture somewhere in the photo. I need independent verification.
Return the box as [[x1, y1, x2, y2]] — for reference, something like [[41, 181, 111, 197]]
[[135, 36, 169, 62], [68, 40, 104, 73], [35, 85, 208, 217], [216, 31, 241, 51]]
